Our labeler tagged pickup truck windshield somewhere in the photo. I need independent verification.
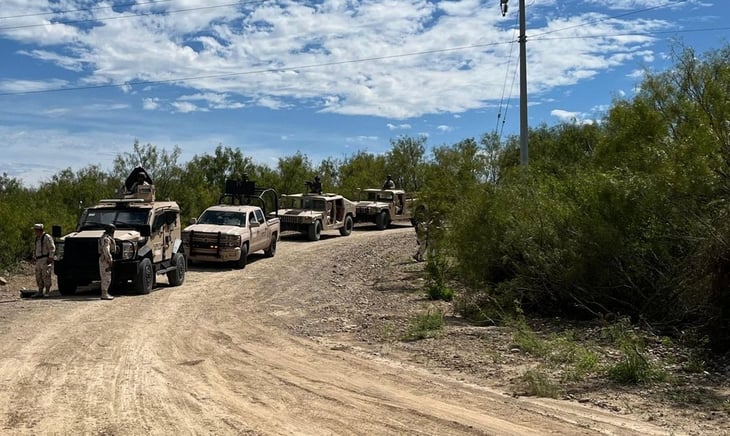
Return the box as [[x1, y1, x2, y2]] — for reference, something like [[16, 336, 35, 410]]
[[198, 211, 245, 227]]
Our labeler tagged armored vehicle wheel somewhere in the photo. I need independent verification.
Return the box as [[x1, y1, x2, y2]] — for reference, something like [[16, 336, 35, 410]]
[[308, 220, 321, 241], [264, 236, 277, 258], [339, 215, 354, 236], [167, 252, 186, 286], [375, 210, 389, 230], [135, 258, 154, 294], [233, 243, 248, 269], [57, 276, 77, 296]]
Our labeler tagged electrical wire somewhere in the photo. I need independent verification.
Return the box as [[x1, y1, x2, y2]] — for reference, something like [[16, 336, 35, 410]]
[[495, 12, 520, 138], [528, 0, 688, 40], [0, 0, 264, 31], [0, 0, 177, 20], [531, 26, 730, 42], [0, 40, 514, 96]]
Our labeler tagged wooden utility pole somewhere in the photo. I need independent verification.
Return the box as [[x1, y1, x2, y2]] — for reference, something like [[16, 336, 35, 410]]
[[501, 0, 528, 165]]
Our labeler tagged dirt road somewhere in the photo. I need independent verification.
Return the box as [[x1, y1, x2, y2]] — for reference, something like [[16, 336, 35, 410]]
[[0, 229, 673, 435]]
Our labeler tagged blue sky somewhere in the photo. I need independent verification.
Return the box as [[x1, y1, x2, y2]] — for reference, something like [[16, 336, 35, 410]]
[[0, 0, 727, 186]]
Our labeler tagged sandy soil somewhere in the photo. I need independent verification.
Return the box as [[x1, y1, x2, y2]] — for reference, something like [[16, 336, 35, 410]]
[[0, 226, 727, 435]]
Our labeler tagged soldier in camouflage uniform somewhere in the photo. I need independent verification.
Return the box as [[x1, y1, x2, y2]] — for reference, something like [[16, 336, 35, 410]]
[[98, 224, 116, 300], [32, 223, 55, 298], [413, 218, 430, 262]]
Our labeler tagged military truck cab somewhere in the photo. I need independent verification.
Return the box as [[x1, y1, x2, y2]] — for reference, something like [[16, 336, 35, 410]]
[[355, 188, 417, 230], [277, 192, 356, 241], [53, 167, 186, 295]]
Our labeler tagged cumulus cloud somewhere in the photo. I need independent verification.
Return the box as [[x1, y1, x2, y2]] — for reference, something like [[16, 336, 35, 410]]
[[172, 101, 204, 113], [551, 109, 595, 125], [0, 0, 683, 118], [143, 98, 160, 110], [387, 123, 412, 131]]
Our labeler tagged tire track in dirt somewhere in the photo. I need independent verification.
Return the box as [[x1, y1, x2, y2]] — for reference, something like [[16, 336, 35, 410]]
[[0, 228, 671, 435]]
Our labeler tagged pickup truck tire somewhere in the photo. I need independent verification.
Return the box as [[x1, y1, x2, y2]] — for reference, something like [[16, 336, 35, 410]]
[[339, 215, 354, 236], [167, 252, 186, 286], [308, 221, 322, 241], [58, 276, 77, 296], [375, 211, 389, 230], [233, 243, 248, 269], [135, 258, 154, 294], [264, 236, 277, 257]]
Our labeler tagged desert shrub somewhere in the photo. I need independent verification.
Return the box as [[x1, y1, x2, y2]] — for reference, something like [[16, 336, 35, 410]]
[[402, 307, 444, 341], [424, 255, 454, 301], [519, 369, 561, 398], [602, 318, 666, 384]]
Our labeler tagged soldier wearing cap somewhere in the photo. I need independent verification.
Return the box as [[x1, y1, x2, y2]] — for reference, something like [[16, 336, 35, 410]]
[[98, 224, 116, 300], [382, 175, 395, 190], [32, 223, 55, 298]]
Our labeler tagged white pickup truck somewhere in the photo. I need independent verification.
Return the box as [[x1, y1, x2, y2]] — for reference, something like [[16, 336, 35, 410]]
[[182, 204, 279, 269], [183, 178, 281, 269]]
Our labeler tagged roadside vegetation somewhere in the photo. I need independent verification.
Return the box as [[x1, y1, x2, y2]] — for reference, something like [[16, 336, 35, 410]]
[[2, 40, 730, 371]]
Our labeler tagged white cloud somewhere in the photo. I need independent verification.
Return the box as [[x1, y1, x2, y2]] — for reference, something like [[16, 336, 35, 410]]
[[0, 0, 682, 119], [551, 109, 595, 125], [387, 123, 412, 131], [143, 98, 160, 110], [0, 78, 68, 93], [172, 101, 204, 113], [436, 125, 453, 132]]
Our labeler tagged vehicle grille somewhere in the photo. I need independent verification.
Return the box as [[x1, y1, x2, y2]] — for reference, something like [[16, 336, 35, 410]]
[[280, 215, 306, 224], [186, 232, 239, 248], [63, 237, 101, 268]]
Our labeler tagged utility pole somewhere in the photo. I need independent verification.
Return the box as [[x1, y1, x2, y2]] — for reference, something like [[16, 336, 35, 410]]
[[501, 0, 528, 165]]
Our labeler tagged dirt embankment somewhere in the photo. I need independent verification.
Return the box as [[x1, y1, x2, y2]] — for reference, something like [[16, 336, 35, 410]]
[[0, 227, 727, 435]]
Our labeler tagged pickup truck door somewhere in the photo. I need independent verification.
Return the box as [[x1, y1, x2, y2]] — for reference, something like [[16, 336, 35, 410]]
[[248, 211, 266, 251], [255, 209, 269, 247]]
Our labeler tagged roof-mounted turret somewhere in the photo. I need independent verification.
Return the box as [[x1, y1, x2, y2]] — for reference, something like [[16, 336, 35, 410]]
[[119, 166, 155, 202], [219, 175, 279, 216]]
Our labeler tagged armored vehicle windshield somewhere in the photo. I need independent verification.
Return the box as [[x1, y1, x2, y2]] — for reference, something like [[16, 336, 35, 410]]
[[79, 208, 151, 230]]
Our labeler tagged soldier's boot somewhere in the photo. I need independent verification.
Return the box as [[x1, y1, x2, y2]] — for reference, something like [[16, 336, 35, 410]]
[[100, 289, 114, 300]]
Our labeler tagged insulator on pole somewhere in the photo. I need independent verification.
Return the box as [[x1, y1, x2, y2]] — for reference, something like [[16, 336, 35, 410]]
[[500, 0, 508, 16]]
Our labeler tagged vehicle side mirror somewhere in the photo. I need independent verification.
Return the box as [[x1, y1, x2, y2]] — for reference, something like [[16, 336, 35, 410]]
[[139, 226, 151, 237], [250, 221, 260, 228], [51, 225, 62, 238], [190, 218, 197, 224]]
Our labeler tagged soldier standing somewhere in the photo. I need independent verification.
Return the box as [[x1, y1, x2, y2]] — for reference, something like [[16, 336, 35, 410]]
[[413, 218, 430, 262], [382, 175, 395, 190], [99, 224, 116, 300], [31, 223, 55, 298]]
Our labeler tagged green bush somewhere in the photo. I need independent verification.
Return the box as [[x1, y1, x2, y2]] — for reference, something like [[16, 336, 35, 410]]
[[402, 308, 445, 341], [519, 369, 561, 398]]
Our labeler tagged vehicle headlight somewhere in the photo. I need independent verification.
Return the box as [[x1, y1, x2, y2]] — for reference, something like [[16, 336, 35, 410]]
[[120, 241, 135, 260], [55, 242, 64, 261]]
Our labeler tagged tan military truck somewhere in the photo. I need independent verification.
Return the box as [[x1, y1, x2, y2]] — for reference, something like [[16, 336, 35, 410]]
[[277, 192, 357, 241], [355, 188, 418, 230], [53, 167, 186, 295], [182, 178, 280, 269]]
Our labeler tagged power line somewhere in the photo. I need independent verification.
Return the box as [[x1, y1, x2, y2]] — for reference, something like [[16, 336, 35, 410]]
[[0, 40, 513, 97], [531, 26, 730, 42], [528, 0, 687, 39], [0, 21, 724, 98], [495, 11, 519, 138], [0, 0, 176, 20], [0, 1, 263, 31]]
